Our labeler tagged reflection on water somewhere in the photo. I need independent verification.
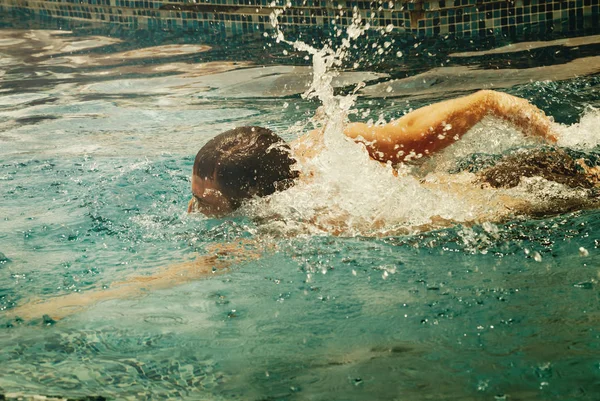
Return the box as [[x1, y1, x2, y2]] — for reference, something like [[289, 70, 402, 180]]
[[361, 59, 600, 98], [448, 33, 600, 57], [1, 23, 600, 400]]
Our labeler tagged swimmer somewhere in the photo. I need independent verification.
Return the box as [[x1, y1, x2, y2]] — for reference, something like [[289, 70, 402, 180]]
[[8, 90, 598, 322], [189, 89, 565, 216]]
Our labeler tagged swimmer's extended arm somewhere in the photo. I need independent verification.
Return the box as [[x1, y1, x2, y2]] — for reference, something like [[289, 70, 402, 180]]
[[344, 90, 558, 163], [6, 241, 260, 321]]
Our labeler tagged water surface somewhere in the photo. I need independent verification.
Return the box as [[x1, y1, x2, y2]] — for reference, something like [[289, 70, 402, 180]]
[[1, 19, 600, 400]]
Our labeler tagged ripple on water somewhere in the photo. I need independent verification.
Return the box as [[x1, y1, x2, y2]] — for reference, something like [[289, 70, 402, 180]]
[[208, 325, 249, 350], [0, 93, 51, 107], [113, 44, 212, 59], [143, 314, 187, 325], [1, 24, 600, 401], [0, 38, 25, 46], [0, 326, 225, 397]]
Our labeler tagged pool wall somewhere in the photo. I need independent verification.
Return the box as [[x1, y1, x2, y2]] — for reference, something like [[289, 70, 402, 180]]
[[1, 0, 599, 39]]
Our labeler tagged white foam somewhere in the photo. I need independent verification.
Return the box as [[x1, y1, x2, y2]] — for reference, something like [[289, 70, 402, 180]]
[[242, 8, 599, 237], [419, 117, 542, 173], [241, 13, 499, 235], [556, 107, 600, 150]]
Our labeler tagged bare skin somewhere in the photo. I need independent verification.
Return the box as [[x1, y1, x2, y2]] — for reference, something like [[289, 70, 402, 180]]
[[9, 90, 558, 321], [188, 170, 234, 215], [6, 242, 260, 321], [295, 90, 557, 164], [193, 90, 558, 215]]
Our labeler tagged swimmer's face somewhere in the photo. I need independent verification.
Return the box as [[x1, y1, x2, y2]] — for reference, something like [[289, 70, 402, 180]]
[[189, 174, 234, 216]]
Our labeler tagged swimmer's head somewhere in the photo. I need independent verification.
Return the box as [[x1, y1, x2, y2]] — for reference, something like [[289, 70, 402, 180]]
[[189, 126, 299, 216]]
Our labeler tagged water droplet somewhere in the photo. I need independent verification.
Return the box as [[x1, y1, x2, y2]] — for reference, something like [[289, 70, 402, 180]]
[[477, 379, 489, 391], [396, 51, 403, 57], [535, 362, 553, 379], [0, 252, 10, 264]]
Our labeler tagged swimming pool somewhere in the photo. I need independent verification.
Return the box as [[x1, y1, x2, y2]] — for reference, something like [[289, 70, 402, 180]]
[[1, 18, 600, 400]]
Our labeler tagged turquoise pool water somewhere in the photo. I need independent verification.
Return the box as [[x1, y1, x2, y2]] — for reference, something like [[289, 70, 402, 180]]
[[1, 20, 600, 400]]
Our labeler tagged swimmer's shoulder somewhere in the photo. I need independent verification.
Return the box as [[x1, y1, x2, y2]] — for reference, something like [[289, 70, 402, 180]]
[[290, 128, 325, 163]]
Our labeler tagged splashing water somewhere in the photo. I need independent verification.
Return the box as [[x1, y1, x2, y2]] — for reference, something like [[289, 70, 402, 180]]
[[269, 8, 365, 148], [244, 12, 600, 237], [2, 24, 600, 401], [250, 12, 448, 235], [556, 106, 600, 149]]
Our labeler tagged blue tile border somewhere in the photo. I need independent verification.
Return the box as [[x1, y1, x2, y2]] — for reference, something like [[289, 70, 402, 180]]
[[1, 0, 599, 38]]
